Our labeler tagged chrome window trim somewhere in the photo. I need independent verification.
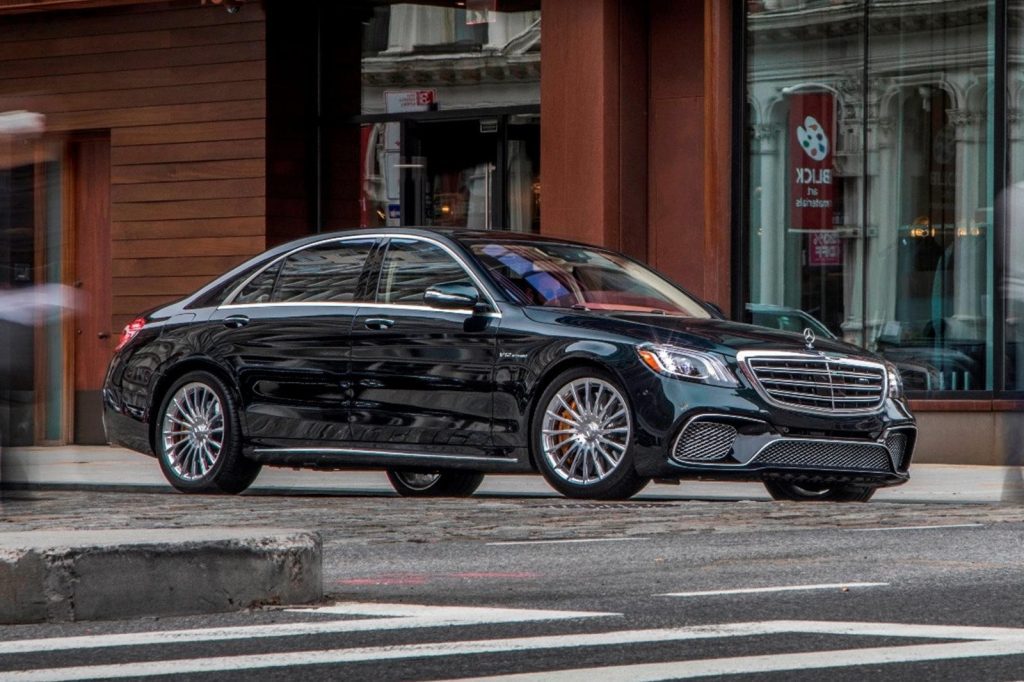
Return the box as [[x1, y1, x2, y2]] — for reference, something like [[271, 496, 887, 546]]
[[219, 300, 497, 318], [219, 232, 502, 317], [736, 349, 888, 415]]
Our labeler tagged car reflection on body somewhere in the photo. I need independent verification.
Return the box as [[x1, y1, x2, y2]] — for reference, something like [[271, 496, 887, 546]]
[[747, 302, 976, 392], [103, 228, 916, 501]]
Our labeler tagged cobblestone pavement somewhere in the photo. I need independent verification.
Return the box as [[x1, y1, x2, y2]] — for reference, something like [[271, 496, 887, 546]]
[[3, 489, 1023, 544]]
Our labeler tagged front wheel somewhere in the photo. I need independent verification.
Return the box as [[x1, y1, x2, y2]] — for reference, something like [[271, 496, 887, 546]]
[[533, 368, 649, 500], [386, 469, 484, 497], [156, 371, 261, 494], [763, 479, 876, 502]]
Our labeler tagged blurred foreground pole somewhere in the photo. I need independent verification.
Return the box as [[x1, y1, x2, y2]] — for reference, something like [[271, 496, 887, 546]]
[[0, 110, 46, 497]]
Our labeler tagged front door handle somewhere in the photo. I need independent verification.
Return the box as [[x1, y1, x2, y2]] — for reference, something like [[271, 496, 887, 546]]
[[363, 318, 395, 330], [223, 314, 250, 329]]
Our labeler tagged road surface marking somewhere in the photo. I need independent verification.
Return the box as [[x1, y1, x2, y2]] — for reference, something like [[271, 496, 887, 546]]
[[0, 603, 617, 656], [0, 623, 823, 681], [846, 523, 984, 532], [10, 620, 1024, 681], [658, 582, 889, 597], [487, 537, 647, 546], [442, 640, 1024, 681]]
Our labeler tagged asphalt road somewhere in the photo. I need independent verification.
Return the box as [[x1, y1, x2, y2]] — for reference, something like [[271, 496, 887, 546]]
[[3, 488, 1024, 680]]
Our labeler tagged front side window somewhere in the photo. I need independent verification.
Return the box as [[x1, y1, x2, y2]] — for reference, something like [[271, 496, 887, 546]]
[[271, 239, 376, 303], [376, 239, 474, 304], [469, 241, 712, 317]]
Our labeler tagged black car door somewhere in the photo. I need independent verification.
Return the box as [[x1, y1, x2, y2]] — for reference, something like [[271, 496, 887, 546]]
[[206, 237, 379, 448], [348, 237, 499, 454]]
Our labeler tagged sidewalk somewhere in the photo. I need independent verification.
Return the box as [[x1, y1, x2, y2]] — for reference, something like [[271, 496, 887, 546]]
[[2, 445, 1018, 504]]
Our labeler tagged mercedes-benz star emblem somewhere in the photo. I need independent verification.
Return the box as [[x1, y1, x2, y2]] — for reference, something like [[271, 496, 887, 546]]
[[803, 327, 816, 349]]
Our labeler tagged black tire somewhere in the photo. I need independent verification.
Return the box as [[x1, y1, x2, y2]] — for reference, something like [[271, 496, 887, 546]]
[[386, 468, 484, 497], [532, 367, 649, 500], [155, 370, 261, 494], [763, 479, 876, 502]]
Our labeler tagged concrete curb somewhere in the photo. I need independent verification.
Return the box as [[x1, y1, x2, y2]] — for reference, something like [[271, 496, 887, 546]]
[[0, 527, 322, 624]]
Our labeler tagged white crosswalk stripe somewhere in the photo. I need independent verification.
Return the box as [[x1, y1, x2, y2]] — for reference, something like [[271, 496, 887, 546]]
[[5, 603, 1024, 681], [0, 603, 615, 656]]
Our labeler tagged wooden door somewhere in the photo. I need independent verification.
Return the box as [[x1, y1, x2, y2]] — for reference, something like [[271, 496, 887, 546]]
[[71, 134, 111, 445]]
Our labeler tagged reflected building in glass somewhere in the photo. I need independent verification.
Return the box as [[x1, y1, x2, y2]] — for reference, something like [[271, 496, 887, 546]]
[[745, 1, 994, 394]]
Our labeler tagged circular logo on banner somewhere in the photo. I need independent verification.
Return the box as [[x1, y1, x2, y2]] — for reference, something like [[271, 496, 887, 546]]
[[796, 116, 829, 161]]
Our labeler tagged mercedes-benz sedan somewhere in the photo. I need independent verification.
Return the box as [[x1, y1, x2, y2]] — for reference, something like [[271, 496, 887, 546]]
[[103, 228, 915, 501]]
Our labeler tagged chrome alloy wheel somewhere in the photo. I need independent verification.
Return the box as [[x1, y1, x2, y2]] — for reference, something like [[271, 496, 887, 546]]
[[541, 377, 632, 486], [393, 471, 442, 490], [161, 382, 225, 481]]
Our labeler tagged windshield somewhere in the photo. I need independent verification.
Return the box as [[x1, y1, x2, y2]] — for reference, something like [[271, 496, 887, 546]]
[[468, 241, 712, 317]]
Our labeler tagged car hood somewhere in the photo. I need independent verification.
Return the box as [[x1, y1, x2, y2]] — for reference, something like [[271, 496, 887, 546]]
[[523, 308, 872, 360]]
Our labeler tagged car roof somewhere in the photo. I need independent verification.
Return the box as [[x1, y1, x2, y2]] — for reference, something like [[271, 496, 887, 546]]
[[304, 226, 593, 248]]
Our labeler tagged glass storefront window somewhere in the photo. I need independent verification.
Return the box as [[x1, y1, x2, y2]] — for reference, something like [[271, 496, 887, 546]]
[[1006, 0, 1024, 391], [358, 2, 541, 231], [744, 0, 995, 394]]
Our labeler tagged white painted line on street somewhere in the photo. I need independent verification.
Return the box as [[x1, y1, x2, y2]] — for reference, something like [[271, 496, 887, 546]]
[[441, 640, 1024, 681], [0, 603, 617, 656], [846, 523, 984, 532], [12, 620, 1024, 682], [657, 582, 889, 598], [0, 622, 805, 681], [487, 537, 647, 546]]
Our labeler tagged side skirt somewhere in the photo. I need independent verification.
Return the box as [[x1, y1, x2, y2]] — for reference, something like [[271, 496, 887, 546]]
[[246, 446, 529, 473]]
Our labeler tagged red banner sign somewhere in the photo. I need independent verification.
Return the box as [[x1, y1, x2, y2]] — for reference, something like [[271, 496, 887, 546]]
[[789, 92, 835, 231]]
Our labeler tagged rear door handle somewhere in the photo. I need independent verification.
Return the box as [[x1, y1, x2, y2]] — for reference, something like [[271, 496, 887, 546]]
[[223, 314, 250, 328], [363, 318, 395, 330]]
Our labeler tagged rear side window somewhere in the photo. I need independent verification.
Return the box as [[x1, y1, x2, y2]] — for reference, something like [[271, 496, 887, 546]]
[[234, 262, 280, 305], [376, 239, 473, 304], [271, 239, 376, 303]]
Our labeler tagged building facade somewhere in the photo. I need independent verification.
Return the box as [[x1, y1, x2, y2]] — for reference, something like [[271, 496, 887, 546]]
[[0, 0, 1016, 463]]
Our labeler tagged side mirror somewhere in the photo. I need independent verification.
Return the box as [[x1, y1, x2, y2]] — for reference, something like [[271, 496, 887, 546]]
[[424, 282, 481, 310]]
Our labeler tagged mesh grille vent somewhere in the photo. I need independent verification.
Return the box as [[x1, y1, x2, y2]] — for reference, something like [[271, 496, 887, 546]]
[[673, 421, 738, 462], [885, 432, 909, 471], [753, 440, 892, 472]]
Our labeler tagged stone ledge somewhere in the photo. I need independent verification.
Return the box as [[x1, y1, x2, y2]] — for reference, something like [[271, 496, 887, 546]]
[[0, 527, 322, 624]]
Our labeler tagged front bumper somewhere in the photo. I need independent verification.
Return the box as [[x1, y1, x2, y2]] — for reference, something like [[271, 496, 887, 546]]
[[624, 368, 915, 487], [661, 413, 914, 487]]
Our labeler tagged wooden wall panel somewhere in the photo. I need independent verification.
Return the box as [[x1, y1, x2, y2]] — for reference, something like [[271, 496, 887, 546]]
[[0, 0, 267, 364]]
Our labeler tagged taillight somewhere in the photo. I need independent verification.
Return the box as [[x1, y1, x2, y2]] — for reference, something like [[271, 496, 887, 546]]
[[115, 317, 146, 351]]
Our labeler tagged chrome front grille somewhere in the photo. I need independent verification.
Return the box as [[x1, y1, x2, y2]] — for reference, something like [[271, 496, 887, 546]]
[[741, 352, 886, 413], [673, 421, 737, 462], [753, 440, 893, 472]]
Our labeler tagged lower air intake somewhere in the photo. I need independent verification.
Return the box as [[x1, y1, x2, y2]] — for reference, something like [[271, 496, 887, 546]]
[[672, 421, 737, 462], [753, 440, 893, 472]]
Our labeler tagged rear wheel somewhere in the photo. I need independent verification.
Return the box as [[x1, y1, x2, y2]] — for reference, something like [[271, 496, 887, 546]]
[[156, 371, 260, 494], [763, 479, 876, 502], [533, 367, 649, 500], [386, 469, 484, 497]]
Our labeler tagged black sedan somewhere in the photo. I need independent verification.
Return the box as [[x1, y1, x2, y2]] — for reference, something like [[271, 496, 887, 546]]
[[103, 228, 915, 501]]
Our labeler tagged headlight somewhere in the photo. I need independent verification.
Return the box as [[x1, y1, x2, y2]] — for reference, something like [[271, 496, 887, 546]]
[[636, 344, 738, 387], [886, 362, 904, 400]]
